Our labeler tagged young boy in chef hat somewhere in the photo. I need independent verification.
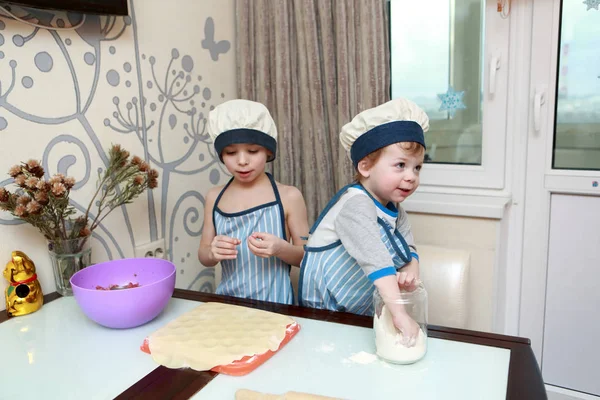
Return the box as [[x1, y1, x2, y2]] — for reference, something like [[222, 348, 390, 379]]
[[299, 98, 427, 342], [198, 99, 309, 305]]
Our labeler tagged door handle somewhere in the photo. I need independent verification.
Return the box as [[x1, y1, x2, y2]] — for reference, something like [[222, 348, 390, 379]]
[[489, 53, 501, 96], [534, 88, 546, 132]]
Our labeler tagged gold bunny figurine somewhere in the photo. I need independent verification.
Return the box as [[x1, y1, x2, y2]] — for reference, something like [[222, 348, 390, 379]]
[[4, 251, 43, 317]]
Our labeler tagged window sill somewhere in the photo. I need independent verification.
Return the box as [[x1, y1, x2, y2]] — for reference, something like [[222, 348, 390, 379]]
[[402, 190, 511, 219]]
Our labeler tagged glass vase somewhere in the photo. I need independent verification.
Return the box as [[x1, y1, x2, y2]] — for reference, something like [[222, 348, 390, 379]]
[[47, 236, 92, 296]]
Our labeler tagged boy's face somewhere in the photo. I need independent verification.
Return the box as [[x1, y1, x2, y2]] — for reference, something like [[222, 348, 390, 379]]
[[221, 143, 269, 183], [362, 143, 424, 204]]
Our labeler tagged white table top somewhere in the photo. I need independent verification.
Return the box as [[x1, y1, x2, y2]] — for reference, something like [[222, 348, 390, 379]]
[[197, 316, 510, 400], [0, 297, 199, 400], [0, 297, 510, 400]]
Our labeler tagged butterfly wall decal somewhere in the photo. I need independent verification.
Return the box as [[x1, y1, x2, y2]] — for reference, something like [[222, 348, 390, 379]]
[[201, 17, 231, 61]]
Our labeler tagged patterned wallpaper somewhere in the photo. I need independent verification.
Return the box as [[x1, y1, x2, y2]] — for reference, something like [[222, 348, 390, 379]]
[[0, 0, 236, 303]]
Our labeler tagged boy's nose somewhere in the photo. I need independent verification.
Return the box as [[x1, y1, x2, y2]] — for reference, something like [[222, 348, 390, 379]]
[[237, 154, 248, 165]]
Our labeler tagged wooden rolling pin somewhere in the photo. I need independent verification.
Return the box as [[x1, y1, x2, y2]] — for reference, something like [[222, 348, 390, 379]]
[[235, 389, 344, 400]]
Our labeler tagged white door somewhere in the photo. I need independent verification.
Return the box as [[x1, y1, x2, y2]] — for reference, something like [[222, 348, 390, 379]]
[[520, 0, 600, 397]]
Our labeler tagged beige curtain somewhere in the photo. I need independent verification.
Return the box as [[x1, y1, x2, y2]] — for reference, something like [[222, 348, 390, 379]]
[[236, 0, 390, 223]]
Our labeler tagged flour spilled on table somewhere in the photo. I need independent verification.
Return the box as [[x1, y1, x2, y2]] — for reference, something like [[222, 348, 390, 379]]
[[315, 342, 336, 353], [342, 351, 378, 365]]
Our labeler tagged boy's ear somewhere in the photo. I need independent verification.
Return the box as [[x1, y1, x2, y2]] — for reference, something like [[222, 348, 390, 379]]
[[357, 159, 371, 178]]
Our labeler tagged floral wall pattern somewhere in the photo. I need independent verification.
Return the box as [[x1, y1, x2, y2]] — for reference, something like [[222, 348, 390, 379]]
[[0, 0, 236, 305]]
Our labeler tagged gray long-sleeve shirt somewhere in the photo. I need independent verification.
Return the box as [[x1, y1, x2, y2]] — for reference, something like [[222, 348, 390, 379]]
[[334, 194, 416, 280]]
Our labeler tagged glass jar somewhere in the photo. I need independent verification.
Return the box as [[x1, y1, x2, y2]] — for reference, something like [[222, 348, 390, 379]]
[[373, 282, 428, 364]]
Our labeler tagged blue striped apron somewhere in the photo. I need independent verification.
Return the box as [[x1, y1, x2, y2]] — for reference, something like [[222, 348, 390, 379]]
[[298, 184, 412, 315], [213, 173, 293, 304]]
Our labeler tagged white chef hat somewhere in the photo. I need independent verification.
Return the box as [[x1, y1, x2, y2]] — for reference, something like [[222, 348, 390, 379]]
[[340, 98, 429, 168], [208, 99, 278, 162]]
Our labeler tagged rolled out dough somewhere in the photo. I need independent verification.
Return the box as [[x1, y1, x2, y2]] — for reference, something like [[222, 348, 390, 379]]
[[235, 389, 343, 400], [148, 302, 294, 371]]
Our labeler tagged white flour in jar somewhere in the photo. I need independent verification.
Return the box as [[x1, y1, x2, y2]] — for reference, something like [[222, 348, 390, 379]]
[[374, 305, 427, 364]]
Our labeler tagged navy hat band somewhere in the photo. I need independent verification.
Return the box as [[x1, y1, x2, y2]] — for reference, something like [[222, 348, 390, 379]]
[[350, 121, 425, 168], [214, 128, 277, 162]]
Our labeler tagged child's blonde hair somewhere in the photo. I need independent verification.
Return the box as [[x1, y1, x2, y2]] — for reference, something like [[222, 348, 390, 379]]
[[353, 142, 425, 182]]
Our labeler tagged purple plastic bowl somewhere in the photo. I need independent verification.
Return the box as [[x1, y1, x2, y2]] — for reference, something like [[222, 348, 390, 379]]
[[70, 258, 176, 329]]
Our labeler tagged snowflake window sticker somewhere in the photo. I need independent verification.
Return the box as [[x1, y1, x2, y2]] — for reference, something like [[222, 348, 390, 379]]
[[583, 0, 600, 11], [438, 86, 467, 118]]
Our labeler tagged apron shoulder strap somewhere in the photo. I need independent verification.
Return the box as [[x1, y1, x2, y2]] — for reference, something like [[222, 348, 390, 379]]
[[212, 177, 234, 232], [308, 183, 357, 235], [377, 217, 412, 264], [266, 172, 288, 241], [213, 177, 234, 209], [266, 172, 282, 203]]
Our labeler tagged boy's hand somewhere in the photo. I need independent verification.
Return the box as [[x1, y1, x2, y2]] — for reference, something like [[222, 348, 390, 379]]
[[397, 259, 419, 291], [210, 235, 240, 262], [391, 311, 421, 347], [248, 232, 284, 258]]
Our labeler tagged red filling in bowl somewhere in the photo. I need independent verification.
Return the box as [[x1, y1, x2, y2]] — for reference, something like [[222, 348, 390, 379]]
[[95, 282, 140, 290]]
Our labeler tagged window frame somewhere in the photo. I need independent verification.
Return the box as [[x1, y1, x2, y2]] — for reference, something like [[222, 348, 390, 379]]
[[389, 0, 511, 191]]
